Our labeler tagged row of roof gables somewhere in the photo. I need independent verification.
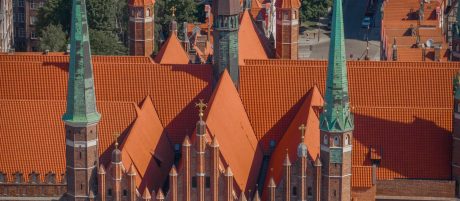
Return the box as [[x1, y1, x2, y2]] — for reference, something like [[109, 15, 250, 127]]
[[0, 171, 65, 184]]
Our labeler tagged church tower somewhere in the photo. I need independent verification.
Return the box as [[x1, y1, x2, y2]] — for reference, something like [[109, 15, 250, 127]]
[[319, 0, 353, 199], [128, 0, 155, 57], [275, 0, 300, 59], [212, 0, 240, 86], [62, 0, 101, 200], [453, 72, 460, 197]]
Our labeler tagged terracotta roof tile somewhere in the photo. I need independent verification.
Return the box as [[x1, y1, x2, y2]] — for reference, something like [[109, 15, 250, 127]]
[[238, 10, 269, 64], [120, 96, 174, 191], [204, 70, 264, 192], [154, 32, 190, 64], [262, 86, 323, 199], [352, 166, 374, 188], [0, 100, 136, 182]]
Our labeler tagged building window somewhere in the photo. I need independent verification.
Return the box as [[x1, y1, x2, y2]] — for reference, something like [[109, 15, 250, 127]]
[[45, 172, 56, 184], [123, 189, 128, 196], [146, 8, 150, 17], [292, 11, 297, 19], [18, 0, 24, 7], [14, 12, 24, 23], [14, 172, 23, 183], [0, 172, 4, 183], [205, 176, 210, 189], [30, 16, 37, 25], [29, 172, 39, 183], [192, 176, 197, 188], [30, 31, 37, 39], [292, 186, 297, 196], [308, 187, 312, 196], [323, 135, 328, 145], [30, 0, 37, 9], [283, 11, 289, 20], [334, 136, 340, 146], [108, 189, 112, 196], [269, 140, 276, 150]]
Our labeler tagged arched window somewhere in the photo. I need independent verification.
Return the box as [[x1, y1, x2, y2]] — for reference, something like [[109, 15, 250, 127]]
[[123, 190, 128, 196], [344, 135, 349, 145], [292, 11, 297, 19], [323, 135, 328, 145], [146, 8, 151, 17], [137, 10, 143, 18], [334, 136, 340, 146]]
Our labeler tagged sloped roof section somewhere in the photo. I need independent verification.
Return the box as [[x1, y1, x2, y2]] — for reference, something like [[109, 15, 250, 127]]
[[129, 0, 155, 6], [275, 0, 300, 8], [238, 10, 269, 65], [262, 86, 323, 199], [120, 96, 174, 192], [154, 32, 190, 64], [204, 70, 264, 193]]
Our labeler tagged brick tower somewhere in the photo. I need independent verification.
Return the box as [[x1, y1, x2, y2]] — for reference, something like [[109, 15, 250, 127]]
[[319, 0, 353, 199], [453, 71, 460, 197], [128, 0, 155, 57], [451, 2, 460, 60], [62, 0, 101, 200], [212, 0, 240, 86], [275, 0, 300, 59]]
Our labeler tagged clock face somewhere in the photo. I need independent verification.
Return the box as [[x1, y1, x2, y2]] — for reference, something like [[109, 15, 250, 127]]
[[323, 135, 328, 145]]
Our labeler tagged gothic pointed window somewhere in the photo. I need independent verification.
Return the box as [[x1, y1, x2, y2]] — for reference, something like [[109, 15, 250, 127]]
[[146, 8, 151, 17], [345, 135, 350, 145], [323, 135, 328, 145], [334, 136, 340, 146]]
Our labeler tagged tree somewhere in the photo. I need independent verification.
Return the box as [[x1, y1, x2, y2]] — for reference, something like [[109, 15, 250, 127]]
[[39, 24, 68, 52], [300, 0, 332, 22], [89, 29, 127, 55]]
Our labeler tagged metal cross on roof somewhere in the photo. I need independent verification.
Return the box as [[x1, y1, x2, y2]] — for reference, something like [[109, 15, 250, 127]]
[[113, 132, 120, 149], [299, 124, 306, 142], [195, 99, 207, 119], [171, 6, 177, 17]]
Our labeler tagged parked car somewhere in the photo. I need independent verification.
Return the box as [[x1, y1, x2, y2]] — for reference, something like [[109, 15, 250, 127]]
[[361, 17, 371, 28]]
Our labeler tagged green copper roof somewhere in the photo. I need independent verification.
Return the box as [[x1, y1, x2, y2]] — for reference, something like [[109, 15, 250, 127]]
[[62, 0, 100, 125], [320, 0, 353, 132]]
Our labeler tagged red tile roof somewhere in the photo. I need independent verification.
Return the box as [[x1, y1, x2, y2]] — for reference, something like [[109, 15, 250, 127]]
[[204, 70, 264, 193], [129, 0, 155, 6], [154, 32, 190, 64], [238, 10, 269, 64], [0, 99, 137, 182], [120, 96, 174, 192], [274, 0, 300, 8], [262, 86, 323, 199], [352, 166, 374, 188]]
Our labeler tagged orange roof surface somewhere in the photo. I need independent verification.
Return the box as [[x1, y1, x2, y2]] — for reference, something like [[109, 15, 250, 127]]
[[1, 55, 459, 189], [238, 10, 269, 64], [154, 32, 190, 64], [274, 0, 300, 8], [0, 99, 137, 182], [262, 86, 323, 199], [352, 166, 374, 188], [204, 70, 264, 193], [129, 0, 155, 6], [120, 96, 174, 192]]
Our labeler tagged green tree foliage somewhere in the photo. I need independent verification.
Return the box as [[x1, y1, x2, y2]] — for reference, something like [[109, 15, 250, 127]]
[[300, 0, 332, 22], [39, 24, 68, 52], [35, 0, 127, 54], [154, 0, 198, 51], [89, 29, 127, 55]]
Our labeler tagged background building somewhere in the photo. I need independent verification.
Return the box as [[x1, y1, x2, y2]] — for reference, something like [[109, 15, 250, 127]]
[[13, 0, 45, 51], [0, 0, 14, 52]]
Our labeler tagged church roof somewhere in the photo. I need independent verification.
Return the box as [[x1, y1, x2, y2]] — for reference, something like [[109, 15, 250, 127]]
[[119, 96, 174, 192], [0, 55, 458, 188], [275, 0, 300, 9], [154, 32, 190, 64], [238, 10, 269, 65], [262, 85, 323, 199], [129, 0, 155, 6], [204, 70, 264, 193]]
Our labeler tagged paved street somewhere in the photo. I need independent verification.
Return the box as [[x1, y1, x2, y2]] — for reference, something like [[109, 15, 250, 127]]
[[299, 0, 382, 60]]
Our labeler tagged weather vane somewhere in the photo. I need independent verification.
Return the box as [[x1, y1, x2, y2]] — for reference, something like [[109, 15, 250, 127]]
[[195, 99, 207, 120], [299, 124, 306, 142], [171, 6, 177, 17]]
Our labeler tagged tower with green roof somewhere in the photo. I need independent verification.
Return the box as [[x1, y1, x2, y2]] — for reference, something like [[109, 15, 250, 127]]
[[62, 0, 101, 200], [319, 0, 353, 199]]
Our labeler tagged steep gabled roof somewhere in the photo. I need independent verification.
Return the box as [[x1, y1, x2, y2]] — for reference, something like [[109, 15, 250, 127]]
[[204, 70, 264, 193], [238, 10, 269, 64], [154, 32, 189, 64], [275, 0, 300, 8], [120, 96, 174, 192], [262, 86, 323, 199]]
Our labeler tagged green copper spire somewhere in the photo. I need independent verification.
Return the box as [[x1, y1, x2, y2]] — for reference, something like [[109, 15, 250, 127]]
[[320, 0, 353, 132], [62, 0, 100, 125]]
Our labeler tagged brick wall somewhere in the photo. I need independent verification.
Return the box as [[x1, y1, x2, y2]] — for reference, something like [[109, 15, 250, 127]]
[[376, 179, 456, 198], [0, 183, 66, 199]]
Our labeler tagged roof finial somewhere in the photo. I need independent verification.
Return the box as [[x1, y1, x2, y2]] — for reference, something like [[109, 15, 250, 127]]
[[171, 6, 177, 17], [113, 132, 120, 149], [195, 99, 207, 120], [299, 124, 306, 143]]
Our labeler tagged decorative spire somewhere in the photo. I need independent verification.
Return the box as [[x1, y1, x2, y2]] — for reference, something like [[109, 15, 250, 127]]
[[283, 149, 291, 166], [297, 124, 308, 157], [320, 0, 353, 132], [111, 133, 122, 163], [169, 165, 178, 176], [62, 0, 100, 125], [299, 124, 306, 143], [195, 99, 207, 135], [195, 99, 207, 120], [128, 164, 137, 176]]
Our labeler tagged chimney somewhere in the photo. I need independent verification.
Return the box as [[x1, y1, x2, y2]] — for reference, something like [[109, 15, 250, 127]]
[[434, 44, 441, 61]]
